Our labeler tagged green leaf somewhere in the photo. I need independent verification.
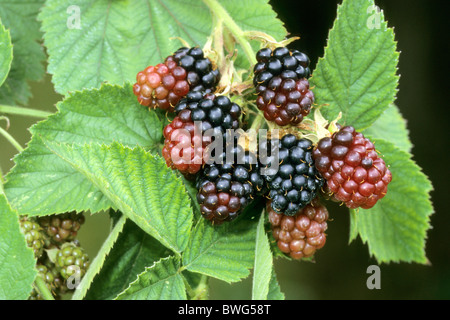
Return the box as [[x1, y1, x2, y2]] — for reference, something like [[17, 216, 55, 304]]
[[86, 218, 171, 300], [40, 141, 193, 255], [0, 18, 12, 87], [363, 104, 412, 153], [4, 84, 163, 216], [310, 0, 399, 130], [267, 269, 284, 300], [182, 217, 257, 283], [72, 214, 127, 300], [0, 0, 45, 105], [0, 195, 37, 299], [115, 256, 186, 300], [252, 211, 273, 300], [349, 139, 433, 263], [39, 0, 286, 94]]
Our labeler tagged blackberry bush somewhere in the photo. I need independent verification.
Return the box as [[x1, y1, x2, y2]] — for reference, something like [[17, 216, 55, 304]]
[[0, 0, 433, 302]]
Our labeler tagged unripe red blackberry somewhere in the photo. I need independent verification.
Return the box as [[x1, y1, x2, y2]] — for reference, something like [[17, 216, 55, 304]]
[[38, 212, 85, 245], [196, 146, 265, 225], [268, 197, 328, 260], [253, 47, 313, 126], [55, 242, 90, 280], [19, 217, 46, 258], [133, 47, 219, 111], [313, 126, 392, 209], [162, 91, 242, 177], [263, 134, 324, 216]]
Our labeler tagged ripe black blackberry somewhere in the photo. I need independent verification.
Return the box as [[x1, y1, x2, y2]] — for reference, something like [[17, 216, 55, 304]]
[[55, 242, 90, 280], [313, 126, 392, 209], [133, 47, 219, 111], [38, 211, 85, 245], [162, 91, 242, 177], [262, 134, 324, 216], [196, 145, 265, 225], [268, 197, 328, 260], [253, 47, 314, 126], [19, 217, 46, 258]]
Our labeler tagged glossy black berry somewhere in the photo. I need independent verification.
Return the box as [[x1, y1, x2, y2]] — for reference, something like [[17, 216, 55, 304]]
[[262, 134, 324, 216]]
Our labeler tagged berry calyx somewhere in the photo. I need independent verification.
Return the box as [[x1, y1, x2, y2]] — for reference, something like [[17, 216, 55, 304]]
[[268, 197, 328, 260], [313, 125, 392, 209]]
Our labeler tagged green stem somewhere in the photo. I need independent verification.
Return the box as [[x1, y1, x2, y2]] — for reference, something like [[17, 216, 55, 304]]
[[202, 0, 257, 66], [0, 126, 23, 152], [34, 275, 55, 300], [0, 104, 52, 118], [72, 214, 127, 300]]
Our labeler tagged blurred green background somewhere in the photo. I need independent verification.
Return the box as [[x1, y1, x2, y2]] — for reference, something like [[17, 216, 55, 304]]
[[0, 0, 448, 299]]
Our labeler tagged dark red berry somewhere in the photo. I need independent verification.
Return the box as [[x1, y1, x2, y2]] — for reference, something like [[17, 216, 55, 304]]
[[268, 197, 328, 260], [313, 126, 392, 209]]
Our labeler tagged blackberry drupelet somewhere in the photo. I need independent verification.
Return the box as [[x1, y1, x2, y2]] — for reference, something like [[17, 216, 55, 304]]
[[268, 197, 328, 260], [263, 134, 324, 216], [313, 126, 392, 209]]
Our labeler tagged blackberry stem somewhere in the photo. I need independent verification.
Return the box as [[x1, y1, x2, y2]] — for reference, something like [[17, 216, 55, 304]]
[[34, 275, 55, 300], [0, 104, 52, 118], [202, 0, 257, 66], [0, 125, 23, 153]]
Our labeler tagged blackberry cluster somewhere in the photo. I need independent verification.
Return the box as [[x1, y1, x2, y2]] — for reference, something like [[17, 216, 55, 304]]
[[37, 211, 85, 245], [196, 145, 265, 225], [133, 47, 219, 111], [20, 217, 46, 258], [162, 91, 242, 177], [313, 126, 392, 209], [263, 134, 324, 216], [253, 47, 314, 126], [268, 197, 328, 260], [29, 262, 59, 300], [55, 242, 90, 280]]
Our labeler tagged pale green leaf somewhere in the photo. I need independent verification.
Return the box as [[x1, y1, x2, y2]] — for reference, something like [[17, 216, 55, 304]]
[[40, 141, 193, 255], [349, 139, 433, 263], [86, 217, 171, 300], [115, 256, 186, 300], [4, 84, 163, 216], [0, 0, 45, 105], [252, 211, 272, 300], [0, 195, 37, 299], [39, 0, 286, 94], [310, 0, 399, 130], [363, 104, 412, 153], [182, 217, 257, 283], [267, 269, 284, 300], [0, 19, 12, 87]]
